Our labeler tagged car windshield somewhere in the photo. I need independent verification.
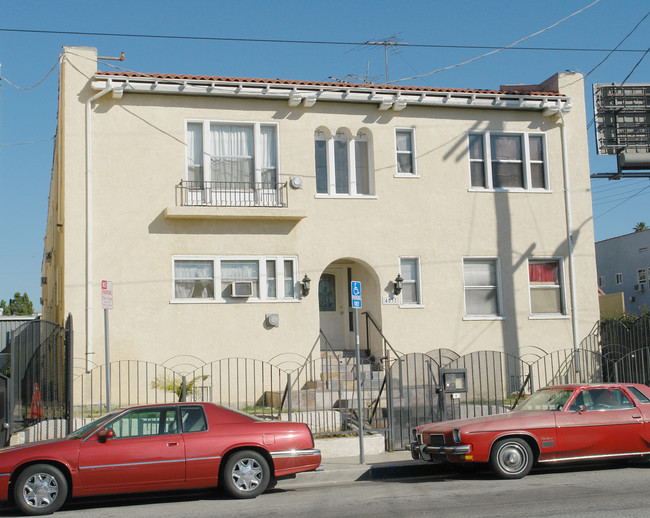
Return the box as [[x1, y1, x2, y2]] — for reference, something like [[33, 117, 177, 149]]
[[66, 412, 119, 439], [516, 388, 574, 411]]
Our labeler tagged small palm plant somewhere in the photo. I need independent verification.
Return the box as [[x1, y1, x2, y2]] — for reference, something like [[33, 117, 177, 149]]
[[634, 222, 648, 232], [151, 374, 209, 401]]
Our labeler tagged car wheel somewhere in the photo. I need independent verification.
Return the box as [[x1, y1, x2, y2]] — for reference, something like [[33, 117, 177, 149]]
[[490, 438, 533, 479], [222, 450, 270, 499], [14, 464, 68, 516]]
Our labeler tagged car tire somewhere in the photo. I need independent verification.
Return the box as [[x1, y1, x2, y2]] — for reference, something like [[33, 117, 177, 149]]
[[222, 450, 270, 499], [490, 438, 533, 479], [13, 464, 68, 516]]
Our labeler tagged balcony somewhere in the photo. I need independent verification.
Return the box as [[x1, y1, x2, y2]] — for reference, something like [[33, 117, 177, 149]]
[[165, 180, 306, 222], [176, 180, 288, 208]]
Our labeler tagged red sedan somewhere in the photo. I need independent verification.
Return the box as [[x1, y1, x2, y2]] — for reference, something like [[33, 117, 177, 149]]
[[0, 402, 321, 515], [410, 383, 650, 479]]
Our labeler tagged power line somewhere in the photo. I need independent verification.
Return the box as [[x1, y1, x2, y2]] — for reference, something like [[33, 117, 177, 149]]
[[0, 136, 54, 147], [594, 184, 650, 219], [388, 0, 602, 84], [0, 54, 62, 90], [0, 26, 647, 53]]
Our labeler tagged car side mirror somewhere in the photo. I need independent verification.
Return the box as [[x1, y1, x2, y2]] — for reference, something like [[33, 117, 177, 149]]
[[97, 429, 115, 443]]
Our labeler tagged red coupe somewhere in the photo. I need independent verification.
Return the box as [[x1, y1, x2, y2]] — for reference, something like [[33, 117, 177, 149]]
[[410, 383, 650, 479], [0, 402, 321, 515]]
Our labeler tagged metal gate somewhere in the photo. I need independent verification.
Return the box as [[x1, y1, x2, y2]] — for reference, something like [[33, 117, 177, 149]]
[[1, 315, 73, 446]]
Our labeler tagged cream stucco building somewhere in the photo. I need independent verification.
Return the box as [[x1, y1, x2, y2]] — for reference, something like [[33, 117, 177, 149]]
[[42, 46, 599, 373]]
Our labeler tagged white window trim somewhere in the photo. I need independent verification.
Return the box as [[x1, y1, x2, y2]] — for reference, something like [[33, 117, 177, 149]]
[[467, 131, 550, 193], [398, 256, 424, 308], [314, 130, 375, 197], [616, 273, 623, 285], [462, 256, 504, 321], [185, 119, 281, 185], [527, 256, 569, 319], [598, 276, 606, 288], [171, 255, 299, 303], [394, 128, 418, 178]]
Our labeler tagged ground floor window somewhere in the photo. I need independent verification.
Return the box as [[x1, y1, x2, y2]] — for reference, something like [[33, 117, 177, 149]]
[[399, 257, 422, 305], [463, 258, 502, 318], [172, 255, 298, 302], [528, 258, 565, 316]]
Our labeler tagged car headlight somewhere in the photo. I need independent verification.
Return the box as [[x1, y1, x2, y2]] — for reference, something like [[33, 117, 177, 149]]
[[452, 428, 462, 443], [411, 428, 419, 442]]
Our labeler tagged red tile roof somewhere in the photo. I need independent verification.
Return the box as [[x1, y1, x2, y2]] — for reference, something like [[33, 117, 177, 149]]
[[96, 70, 561, 97]]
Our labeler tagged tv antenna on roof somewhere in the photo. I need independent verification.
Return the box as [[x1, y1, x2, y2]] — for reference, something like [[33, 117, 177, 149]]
[[364, 34, 408, 83]]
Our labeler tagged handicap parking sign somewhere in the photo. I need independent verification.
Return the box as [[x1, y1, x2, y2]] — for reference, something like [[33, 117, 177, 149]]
[[351, 281, 362, 308]]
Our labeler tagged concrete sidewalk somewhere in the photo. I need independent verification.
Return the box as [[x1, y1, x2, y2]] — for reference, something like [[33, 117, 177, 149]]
[[280, 450, 439, 488]]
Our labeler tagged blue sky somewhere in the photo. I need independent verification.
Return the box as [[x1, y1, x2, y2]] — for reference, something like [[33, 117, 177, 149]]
[[1, 0, 648, 312]]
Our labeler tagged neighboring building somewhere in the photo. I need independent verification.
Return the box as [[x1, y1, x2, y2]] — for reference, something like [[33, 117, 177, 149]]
[[596, 229, 650, 314], [42, 46, 599, 373]]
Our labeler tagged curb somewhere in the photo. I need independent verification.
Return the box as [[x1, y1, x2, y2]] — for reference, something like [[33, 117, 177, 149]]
[[279, 452, 438, 488]]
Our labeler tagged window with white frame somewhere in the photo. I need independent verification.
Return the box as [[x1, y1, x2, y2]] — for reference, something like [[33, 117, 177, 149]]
[[463, 259, 501, 317], [468, 132, 548, 191], [399, 257, 421, 305], [314, 129, 373, 196], [528, 259, 565, 315], [186, 121, 278, 186], [395, 129, 416, 175], [598, 276, 605, 288], [638, 269, 647, 283], [173, 256, 298, 302], [616, 273, 623, 285]]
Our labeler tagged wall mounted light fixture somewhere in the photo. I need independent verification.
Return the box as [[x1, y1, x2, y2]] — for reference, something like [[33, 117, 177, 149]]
[[301, 274, 311, 296], [393, 273, 403, 295]]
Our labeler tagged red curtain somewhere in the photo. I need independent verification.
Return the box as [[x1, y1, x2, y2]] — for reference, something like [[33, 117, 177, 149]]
[[529, 262, 557, 283]]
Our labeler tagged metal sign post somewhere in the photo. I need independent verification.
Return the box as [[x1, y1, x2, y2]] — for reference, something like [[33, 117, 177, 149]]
[[101, 280, 113, 412], [351, 281, 365, 465]]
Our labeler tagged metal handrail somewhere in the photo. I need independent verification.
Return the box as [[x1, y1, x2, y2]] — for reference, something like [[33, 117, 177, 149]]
[[175, 180, 288, 208]]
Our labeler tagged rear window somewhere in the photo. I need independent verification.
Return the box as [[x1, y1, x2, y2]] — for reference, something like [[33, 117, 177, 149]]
[[627, 386, 650, 404]]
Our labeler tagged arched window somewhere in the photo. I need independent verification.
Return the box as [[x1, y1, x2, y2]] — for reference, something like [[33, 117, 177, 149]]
[[314, 128, 373, 196]]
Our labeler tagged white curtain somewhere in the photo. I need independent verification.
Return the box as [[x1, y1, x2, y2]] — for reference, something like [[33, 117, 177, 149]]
[[260, 125, 277, 184], [210, 124, 254, 184], [174, 260, 214, 299], [186, 123, 204, 184]]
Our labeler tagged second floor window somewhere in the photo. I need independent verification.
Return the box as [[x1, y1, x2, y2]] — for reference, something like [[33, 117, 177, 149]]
[[469, 132, 547, 191], [315, 129, 373, 196], [186, 121, 278, 186], [395, 129, 416, 175]]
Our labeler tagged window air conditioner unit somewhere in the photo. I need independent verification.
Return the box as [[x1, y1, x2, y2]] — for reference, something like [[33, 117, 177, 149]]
[[231, 281, 253, 298]]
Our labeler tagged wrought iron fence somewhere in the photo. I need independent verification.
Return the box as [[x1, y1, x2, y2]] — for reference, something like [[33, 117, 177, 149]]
[[24, 315, 650, 449], [175, 180, 288, 208]]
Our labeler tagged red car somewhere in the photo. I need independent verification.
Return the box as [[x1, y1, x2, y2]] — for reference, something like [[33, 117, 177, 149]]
[[410, 383, 650, 479], [0, 402, 321, 515]]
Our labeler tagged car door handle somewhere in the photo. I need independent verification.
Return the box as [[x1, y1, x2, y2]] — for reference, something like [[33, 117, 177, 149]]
[[167, 442, 180, 446], [632, 415, 642, 419]]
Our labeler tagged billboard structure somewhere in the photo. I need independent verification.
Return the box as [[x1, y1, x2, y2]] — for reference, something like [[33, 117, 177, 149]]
[[593, 83, 650, 179]]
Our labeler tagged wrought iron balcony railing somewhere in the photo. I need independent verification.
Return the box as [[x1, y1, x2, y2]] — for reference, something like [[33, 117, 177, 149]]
[[176, 180, 288, 208]]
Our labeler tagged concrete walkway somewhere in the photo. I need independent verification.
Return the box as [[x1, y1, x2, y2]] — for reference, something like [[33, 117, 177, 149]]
[[281, 450, 440, 488]]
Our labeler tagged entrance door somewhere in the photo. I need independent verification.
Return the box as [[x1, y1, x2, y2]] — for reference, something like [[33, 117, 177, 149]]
[[319, 267, 353, 351]]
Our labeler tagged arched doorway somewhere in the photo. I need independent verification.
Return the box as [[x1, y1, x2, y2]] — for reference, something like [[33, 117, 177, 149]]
[[318, 259, 380, 354]]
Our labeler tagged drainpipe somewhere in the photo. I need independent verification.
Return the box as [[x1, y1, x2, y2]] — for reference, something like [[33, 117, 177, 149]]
[[85, 83, 114, 372], [546, 102, 581, 371]]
